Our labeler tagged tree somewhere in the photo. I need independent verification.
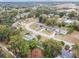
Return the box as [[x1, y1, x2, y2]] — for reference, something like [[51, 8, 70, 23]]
[[37, 35, 41, 41], [39, 15, 47, 23], [43, 39, 62, 58], [67, 22, 77, 33], [18, 40, 30, 57], [68, 11, 76, 19], [45, 17, 57, 26], [9, 39, 30, 57], [29, 39, 39, 49], [51, 18, 57, 25], [9, 10, 18, 17], [39, 15, 43, 23], [59, 12, 65, 18], [0, 25, 12, 42], [24, 9, 31, 12], [27, 13, 33, 18], [35, 12, 41, 18]]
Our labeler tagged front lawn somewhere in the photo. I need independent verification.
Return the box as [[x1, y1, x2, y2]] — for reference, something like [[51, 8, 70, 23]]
[[30, 24, 41, 31], [41, 29, 53, 35]]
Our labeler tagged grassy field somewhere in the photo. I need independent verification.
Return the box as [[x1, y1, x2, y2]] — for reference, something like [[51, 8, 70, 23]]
[[30, 24, 41, 31], [41, 29, 53, 35]]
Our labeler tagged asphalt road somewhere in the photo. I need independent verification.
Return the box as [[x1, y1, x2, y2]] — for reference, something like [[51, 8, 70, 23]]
[[21, 21, 74, 46]]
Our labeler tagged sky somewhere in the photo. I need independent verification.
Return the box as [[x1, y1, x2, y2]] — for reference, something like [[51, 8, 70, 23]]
[[0, 0, 79, 2]]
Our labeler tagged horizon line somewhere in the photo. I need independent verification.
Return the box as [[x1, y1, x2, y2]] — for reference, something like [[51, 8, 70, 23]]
[[0, 1, 79, 2]]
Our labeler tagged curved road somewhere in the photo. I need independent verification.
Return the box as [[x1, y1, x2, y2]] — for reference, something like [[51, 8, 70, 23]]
[[21, 22, 74, 46]]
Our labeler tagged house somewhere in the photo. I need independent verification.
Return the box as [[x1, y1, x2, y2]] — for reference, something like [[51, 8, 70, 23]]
[[59, 29, 68, 35], [63, 18, 74, 24], [23, 34, 36, 41], [16, 12, 30, 19], [11, 21, 20, 29], [48, 14, 54, 18], [55, 28, 68, 35], [20, 12, 29, 17]]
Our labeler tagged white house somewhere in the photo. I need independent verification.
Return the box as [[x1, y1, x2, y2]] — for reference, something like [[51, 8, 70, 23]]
[[11, 21, 20, 29], [48, 14, 54, 18], [63, 18, 74, 24], [23, 34, 36, 41], [59, 29, 68, 35], [55, 28, 68, 35]]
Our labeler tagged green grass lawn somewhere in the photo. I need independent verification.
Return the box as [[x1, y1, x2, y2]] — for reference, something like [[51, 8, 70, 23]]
[[41, 29, 53, 35], [30, 24, 41, 31]]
